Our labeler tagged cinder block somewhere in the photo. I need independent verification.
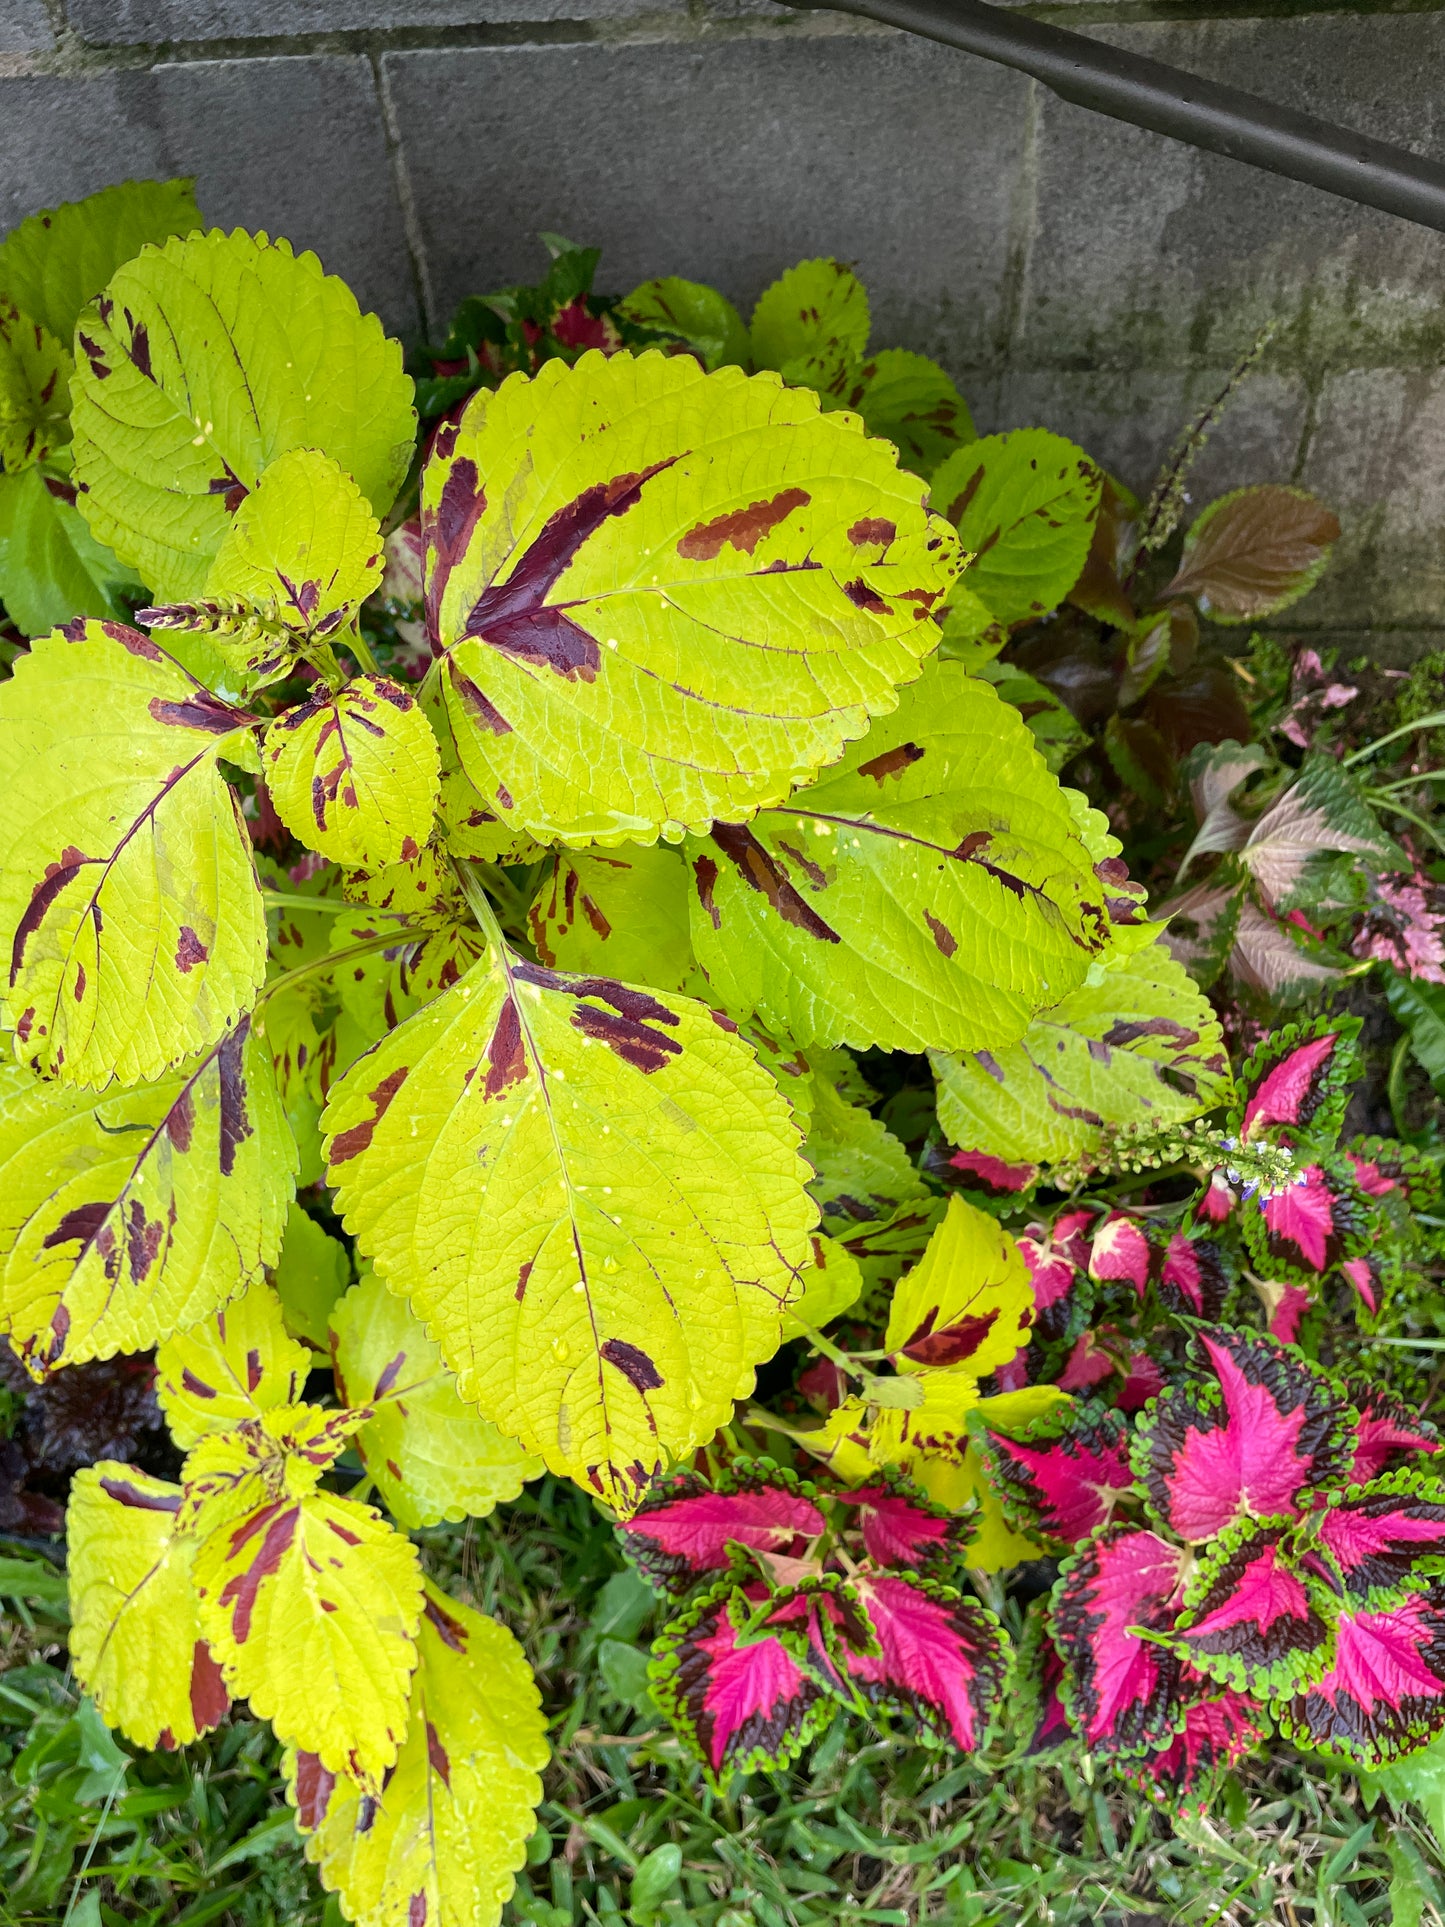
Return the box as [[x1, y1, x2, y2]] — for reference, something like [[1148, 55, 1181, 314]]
[[383, 32, 1031, 361], [0, 0, 54, 53], [1019, 15, 1445, 374], [66, 0, 687, 43], [0, 57, 418, 337]]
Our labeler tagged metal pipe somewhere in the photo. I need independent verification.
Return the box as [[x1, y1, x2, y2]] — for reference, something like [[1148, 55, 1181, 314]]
[[785, 0, 1445, 234]]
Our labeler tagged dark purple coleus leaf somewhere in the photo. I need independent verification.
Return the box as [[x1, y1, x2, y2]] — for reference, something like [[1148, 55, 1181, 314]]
[[618, 1465, 824, 1596], [1125, 1690, 1264, 1809], [1173, 1519, 1335, 1695], [1134, 1328, 1352, 1544], [978, 1400, 1135, 1545], [832, 1478, 969, 1573], [1277, 1579, 1445, 1765], [848, 1571, 1009, 1751], [1237, 1017, 1361, 1148], [1341, 1380, 1440, 1484], [649, 1579, 836, 1787], [1242, 1162, 1369, 1283], [1050, 1525, 1190, 1756], [1154, 1234, 1231, 1321], [1308, 1475, 1445, 1604]]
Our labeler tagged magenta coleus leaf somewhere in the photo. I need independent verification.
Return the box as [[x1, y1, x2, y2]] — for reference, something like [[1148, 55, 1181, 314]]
[[1341, 1379, 1440, 1484], [649, 1579, 836, 1787], [1124, 1690, 1264, 1810], [1242, 1161, 1369, 1283], [1344, 1136, 1439, 1212], [848, 1570, 1010, 1752], [1308, 1474, 1445, 1605], [1088, 1214, 1151, 1298], [934, 1148, 1038, 1196], [1050, 1525, 1190, 1756], [977, 1400, 1136, 1546], [1338, 1254, 1385, 1317], [1133, 1327, 1352, 1543], [1236, 1015, 1361, 1148], [1195, 1171, 1236, 1226], [832, 1477, 969, 1574], [1017, 1221, 1088, 1346], [1277, 1579, 1445, 1766], [1154, 1234, 1231, 1321], [619, 1463, 824, 1597], [1267, 1285, 1313, 1345], [1173, 1518, 1335, 1696]]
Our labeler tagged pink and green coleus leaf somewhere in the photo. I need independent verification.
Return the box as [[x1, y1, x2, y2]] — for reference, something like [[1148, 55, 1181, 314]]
[[1344, 1136, 1439, 1213], [1172, 1518, 1335, 1696], [831, 1477, 970, 1573], [1124, 1690, 1265, 1810], [1017, 1207, 1093, 1344], [1241, 1160, 1370, 1284], [1154, 1234, 1232, 1321], [1050, 1525, 1190, 1756], [618, 1465, 824, 1597], [1305, 1474, 1445, 1606], [1340, 1379, 1440, 1485], [1133, 1327, 1353, 1543], [1276, 1579, 1445, 1766], [848, 1571, 1010, 1752], [976, 1400, 1136, 1545], [1016, 1610, 1074, 1756], [1235, 1015, 1361, 1149], [649, 1579, 836, 1788]]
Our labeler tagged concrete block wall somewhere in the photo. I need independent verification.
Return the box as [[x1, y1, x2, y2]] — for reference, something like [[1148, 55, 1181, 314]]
[[4, 0, 1445, 651]]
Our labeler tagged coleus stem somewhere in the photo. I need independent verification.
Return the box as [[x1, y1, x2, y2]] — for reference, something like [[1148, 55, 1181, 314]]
[[256, 926, 414, 1008]]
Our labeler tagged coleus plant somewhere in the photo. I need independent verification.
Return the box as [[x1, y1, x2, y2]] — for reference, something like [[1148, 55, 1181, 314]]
[[0, 180, 1242, 1921]]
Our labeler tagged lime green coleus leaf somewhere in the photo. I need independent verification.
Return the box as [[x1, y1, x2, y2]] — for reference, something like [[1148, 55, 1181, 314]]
[[977, 659, 1089, 774], [842, 349, 975, 483], [330, 1269, 542, 1529], [750, 258, 870, 375], [619, 276, 750, 371], [803, 1076, 928, 1242], [424, 349, 957, 846], [144, 450, 389, 685], [687, 658, 1110, 1052], [0, 465, 145, 637], [67, 1463, 229, 1752], [0, 1019, 294, 1375], [931, 430, 1100, 626], [323, 941, 814, 1515], [779, 1231, 863, 1340], [931, 933, 1233, 1171], [0, 296, 70, 472], [263, 673, 440, 867], [0, 619, 267, 1085], [290, 1582, 548, 1927], [527, 843, 698, 993], [330, 903, 486, 1041], [155, 1278, 312, 1449], [0, 178, 201, 347], [70, 229, 415, 601], [272, 1201, 352, 1348], [884, 1194, 1033, 1378], [179, 1400, 364, 1539], [423, 672, 547, 865], [189, 1431, 423, 1787]]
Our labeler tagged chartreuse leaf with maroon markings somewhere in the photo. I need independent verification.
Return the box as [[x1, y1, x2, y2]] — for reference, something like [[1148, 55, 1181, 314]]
[[1277, 1579, 1445, 1766], [1132, 1328, 1354, 1545], [929, 430, 1100, 627], [0, 461, 148, 639], [322, 941, 814, 1516], [189, 1432, 424, 1787], [528, 844, 698, 994], [0, 1020, 294, 1376], [69, 228, 415, 602], [0, 295, 70, 473], [329, 1269, 541, 1530], [932, 933, 1232, 1172], [0, 620, 267, 1086], [802, 1077, 928, 1243], [144, 449, 389, 686], [619, 276, 750, 372], [155, 1278, 311, 1449], [423, 348, 957, 847], [975, 1398, 1136, 1546], [749, 259, 871, 376], [272, 1201, 352, 1350], [1172, 1517, 1336, 1696], [884, 1195, 1034, 1378], [67, 1462, 229, 1752], [649, 1576, 838, 1790], [263, 672, 440, 867], [688, 659, 1109, 1054], [290, 1582, 548, 1927], [779, 1231, 863, 1340]]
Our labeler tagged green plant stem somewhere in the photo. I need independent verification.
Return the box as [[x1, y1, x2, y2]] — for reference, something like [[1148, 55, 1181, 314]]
[[1389, 1030, 1413, 1138], [256, 927, 411, 1008], [788, 1318, 869, 1384], [451, 858, 507, 953], [343, 628, 381, 676], [1344, 709, 1445, 768], [259, 890, 350, 915], [1366, 792, 1445, 857]]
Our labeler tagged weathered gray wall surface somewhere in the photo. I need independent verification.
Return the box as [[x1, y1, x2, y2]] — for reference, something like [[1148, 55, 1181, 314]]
[[4, 0, 1444, 651]]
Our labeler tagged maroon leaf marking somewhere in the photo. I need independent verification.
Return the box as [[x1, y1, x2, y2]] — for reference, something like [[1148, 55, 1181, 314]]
[[463, 459, 678, 677], [923, 911, 957, 959], [848, 517, 896, 547], [843, 578, 890, 614], [425, 1720, 452, 1788], [857, 742, 925, 783], [125, 1199, 164, 1282], [897, 1304, 997, 1369], [167, 1087, 195, 1153], [147, 692, 248, 734], [512, 962, 684, 1074], [423, 1592, 471, 1652], [330, 1064, 410, 1164], [217, 1025, 254, 1178], [483, 997, 528, 1098], [600, 1338, 664, 1393], [292, 1751, 337, 1829], [218, 1503, 300, 1640], [181, 1368, 215, 1400], [42, 1201, 109, 1253], [175, 925, 208, 973], [515, 1258, 534, 1304], [677, 487, 810, 560], [11, 846, 93, 982], [190, 1640, 229, 1732], [98, 1475, 181, 1512], [709, 824, 839, 943], [373, 1350, 408, 1399], [423, 454, 488, 645]]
